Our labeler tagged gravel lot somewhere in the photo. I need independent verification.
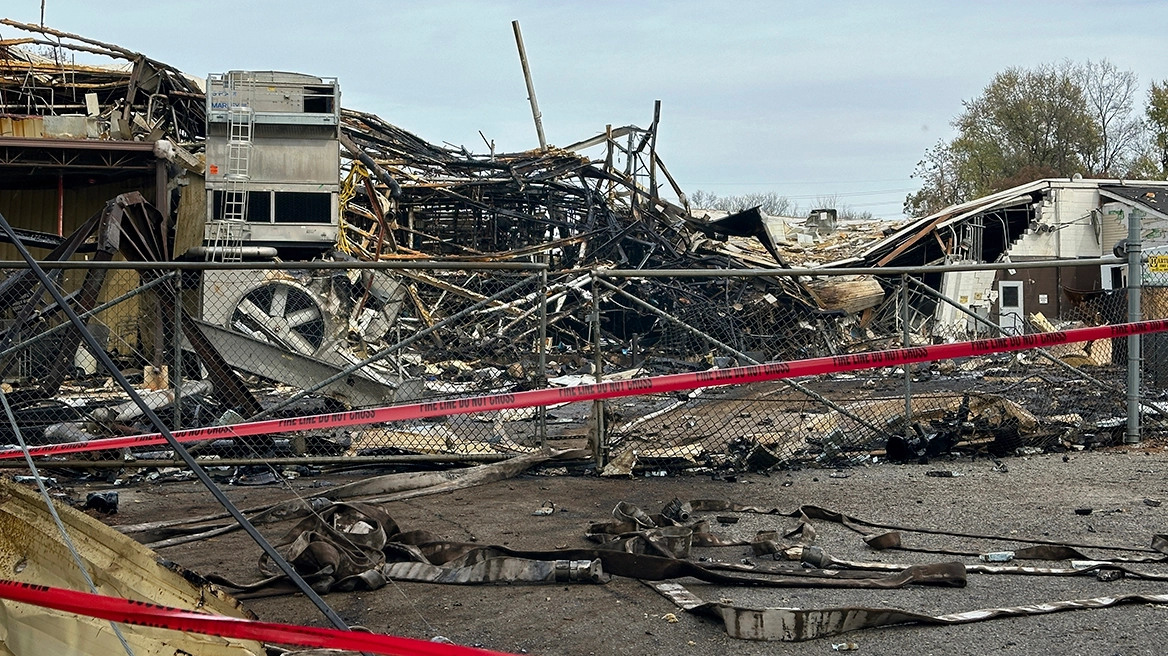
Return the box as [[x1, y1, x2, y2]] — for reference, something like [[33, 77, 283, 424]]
[[93, 444, 1168, 655]]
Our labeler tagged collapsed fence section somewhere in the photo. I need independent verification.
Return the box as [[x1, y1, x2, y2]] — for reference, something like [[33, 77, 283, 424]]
[[0, 256, 1162, 472], [592, 259, 1155, 473]]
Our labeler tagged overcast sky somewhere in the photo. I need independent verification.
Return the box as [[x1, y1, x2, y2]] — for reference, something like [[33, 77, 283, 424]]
[[6, 1, 1168, 218]]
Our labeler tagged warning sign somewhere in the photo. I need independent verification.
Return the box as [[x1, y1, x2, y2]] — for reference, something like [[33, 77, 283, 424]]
[[1148, 254, 1168, 272]]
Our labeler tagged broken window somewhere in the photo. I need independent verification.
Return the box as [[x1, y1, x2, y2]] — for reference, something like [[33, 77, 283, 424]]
[[1001, 284, 1020, 308]]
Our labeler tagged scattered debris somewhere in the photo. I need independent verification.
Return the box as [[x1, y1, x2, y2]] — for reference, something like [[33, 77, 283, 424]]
[[979, 551, 1015, 563], [83, 491, 118, 515]]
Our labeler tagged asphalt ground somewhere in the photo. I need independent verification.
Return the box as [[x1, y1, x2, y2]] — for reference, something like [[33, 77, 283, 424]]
[[91, 444, 1168, 656]]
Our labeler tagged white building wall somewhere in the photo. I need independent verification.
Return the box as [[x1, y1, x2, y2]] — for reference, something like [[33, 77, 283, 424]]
[[1009, 188, 1102, 258], [935, 269, 997, 338]]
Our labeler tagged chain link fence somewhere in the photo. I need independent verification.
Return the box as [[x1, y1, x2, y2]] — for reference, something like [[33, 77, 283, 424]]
[[0, 263, 553, 466], [0, 257, 1162, 472], [596, 261, 1160, 474]]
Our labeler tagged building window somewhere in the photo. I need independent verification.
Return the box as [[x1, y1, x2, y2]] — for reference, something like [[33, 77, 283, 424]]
[[304, 86, 335, 114], [1111, 266, 1124, 290], [1001, 284, 1019, 308], [274, 192, 331, 223], [211, 190, 271, 222]]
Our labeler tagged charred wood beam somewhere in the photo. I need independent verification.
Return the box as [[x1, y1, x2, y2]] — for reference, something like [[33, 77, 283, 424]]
[[0, 19, 140, 59], [339, 130, 402, 199]]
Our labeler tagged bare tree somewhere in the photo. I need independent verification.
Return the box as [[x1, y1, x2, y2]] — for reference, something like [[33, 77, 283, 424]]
[[690, 190, 801, 216], [813, 194, 874, 221], [1079, 59, 1142, 175]]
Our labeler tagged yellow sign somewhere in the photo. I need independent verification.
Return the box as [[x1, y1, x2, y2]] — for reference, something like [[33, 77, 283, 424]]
[[1149, 255, 1168, 272]]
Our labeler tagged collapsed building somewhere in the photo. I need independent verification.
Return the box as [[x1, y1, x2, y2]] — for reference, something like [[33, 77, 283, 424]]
[[0, 17, 1150, 479], [0, 17, 896, 426], [1, 19, 1166, 654], [831, 178, 1168, 346]]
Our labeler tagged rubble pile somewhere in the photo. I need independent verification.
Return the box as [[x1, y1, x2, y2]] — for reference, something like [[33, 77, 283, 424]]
[[0, 19, 205, 148], [0, 19, 1144, 476]]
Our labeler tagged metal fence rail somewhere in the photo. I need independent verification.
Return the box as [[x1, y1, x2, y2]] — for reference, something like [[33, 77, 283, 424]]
[[0, 256, 1158, 472], [593, 258, 1152, 474]]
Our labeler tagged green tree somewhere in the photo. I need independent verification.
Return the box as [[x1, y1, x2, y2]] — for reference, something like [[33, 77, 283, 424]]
[[905, 60, 1150, 217], [904, 139, 973, 217], [1146, 79, 1168, 175], [955, 63, 1098, 191]]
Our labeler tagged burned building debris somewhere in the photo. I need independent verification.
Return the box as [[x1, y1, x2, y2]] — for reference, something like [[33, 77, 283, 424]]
[[0, 19, 1158, 475], [0, 16, 1167, 656]]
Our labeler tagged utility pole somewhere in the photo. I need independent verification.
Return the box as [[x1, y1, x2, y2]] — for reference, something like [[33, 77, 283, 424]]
[[511, 20, 547, 153]]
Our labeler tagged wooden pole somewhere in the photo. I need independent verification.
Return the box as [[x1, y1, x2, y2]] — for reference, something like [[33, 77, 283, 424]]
[[511, 20, 547, 153]]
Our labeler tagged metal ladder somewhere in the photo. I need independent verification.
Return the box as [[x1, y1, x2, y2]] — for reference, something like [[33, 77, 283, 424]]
[[208, 71, 255, 262]]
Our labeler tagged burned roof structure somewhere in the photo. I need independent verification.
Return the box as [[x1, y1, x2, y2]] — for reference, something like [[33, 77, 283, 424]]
[[829, 178, 1168, 339], [337, 110, 694, 268], [0, 19, 206, 143]]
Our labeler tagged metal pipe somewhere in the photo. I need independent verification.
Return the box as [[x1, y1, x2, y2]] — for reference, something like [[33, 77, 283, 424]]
[[0, 271, 177, 360], [512, 20, 547, 153], [0, 211, 354, 634], [597, 278, 890, 437], [56, 173, 63, 237], [182, 246, 279, 259], [591, 271, 605, 468], [538, 265, 548, 446], [250, 274, 539, 421], [0, 260, 547, 270], [591, 257, 1125, 279], [1127, 209, 1142, 444], [173, 269, 183, 431], [338, 130, 403, 199], [901, 274, 912, 440]]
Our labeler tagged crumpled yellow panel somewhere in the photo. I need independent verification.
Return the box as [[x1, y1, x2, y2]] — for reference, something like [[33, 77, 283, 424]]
[[0, 478, 262, 656]]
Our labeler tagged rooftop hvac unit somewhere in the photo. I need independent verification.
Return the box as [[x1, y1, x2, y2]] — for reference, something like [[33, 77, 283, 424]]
[[203, 71, 341, 259]]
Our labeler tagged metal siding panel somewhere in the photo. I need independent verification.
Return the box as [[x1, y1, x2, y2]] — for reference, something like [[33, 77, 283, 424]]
[[174, 174, 207, 257], [0, 179, 151, 353]]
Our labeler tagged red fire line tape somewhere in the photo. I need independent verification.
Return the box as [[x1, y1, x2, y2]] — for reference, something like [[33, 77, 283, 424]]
[[6, 319, 1167, 460], [0, 578, 512, 656]]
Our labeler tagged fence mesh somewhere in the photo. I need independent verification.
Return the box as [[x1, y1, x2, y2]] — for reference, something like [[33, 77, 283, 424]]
[[598, 268, 1153, 474], [0, 260, 1162, 471], [0, 265, 552, 464]]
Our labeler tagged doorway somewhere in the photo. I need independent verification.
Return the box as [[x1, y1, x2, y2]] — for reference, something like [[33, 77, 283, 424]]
[[998, 281, 1024, 335]]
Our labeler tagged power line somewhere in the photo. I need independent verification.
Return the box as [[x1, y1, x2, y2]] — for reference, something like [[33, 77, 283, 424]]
[[687, 178, 914, 186]]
